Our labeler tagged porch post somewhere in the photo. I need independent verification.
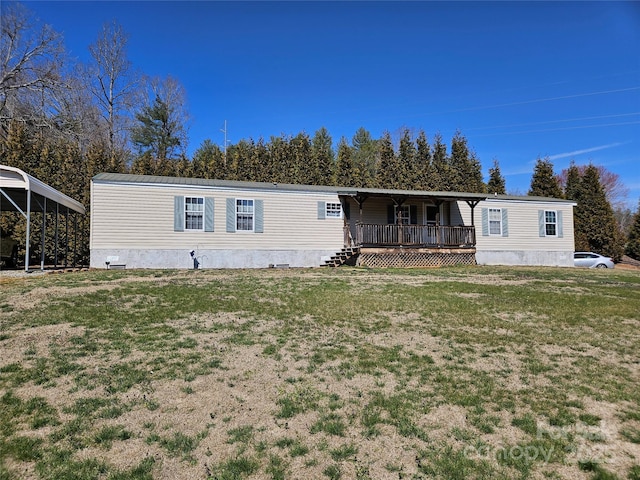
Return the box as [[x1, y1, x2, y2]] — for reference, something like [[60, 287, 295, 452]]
[[465, 200, 481, 226], [64, 207, 69, 268], [25, 189, 31, 272], [73, 212, 78, 268], [54, 202, 59, 268], [434, 200, 444, 247], [40, 197, 46, 270]]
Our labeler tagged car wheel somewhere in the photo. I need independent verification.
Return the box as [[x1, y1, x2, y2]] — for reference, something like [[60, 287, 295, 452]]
[[595, 263, 608, 268]]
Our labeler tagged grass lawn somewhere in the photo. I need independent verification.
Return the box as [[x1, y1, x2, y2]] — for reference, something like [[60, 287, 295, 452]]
[[0, 265, 639, 480]]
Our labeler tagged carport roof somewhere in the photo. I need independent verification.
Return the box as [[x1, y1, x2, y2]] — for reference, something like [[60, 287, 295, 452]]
[[1, 165, 85, 214]]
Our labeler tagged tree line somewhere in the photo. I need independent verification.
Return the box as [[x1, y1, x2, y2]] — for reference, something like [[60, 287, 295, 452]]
[[1, 3, 638, 266]]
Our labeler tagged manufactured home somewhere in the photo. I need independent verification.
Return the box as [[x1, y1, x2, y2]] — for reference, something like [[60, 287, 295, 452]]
[[90, 173, 575, 269]]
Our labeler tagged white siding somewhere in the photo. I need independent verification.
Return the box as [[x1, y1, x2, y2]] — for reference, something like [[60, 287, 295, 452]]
[[91, 181, 344, 251], [455, 198, 575, 266], [458, 199, 575, 252]]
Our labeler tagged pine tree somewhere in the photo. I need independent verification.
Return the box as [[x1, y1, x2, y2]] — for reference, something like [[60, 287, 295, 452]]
[[529, 157, 563, 198], [130, 96, 182, 164], [574, 164, 625, 261], [625, 201, 640, 260], [487, 159, 506, 194]]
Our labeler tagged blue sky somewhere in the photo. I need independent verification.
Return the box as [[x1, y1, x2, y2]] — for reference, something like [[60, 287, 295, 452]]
[[24, 1, 640, 206]]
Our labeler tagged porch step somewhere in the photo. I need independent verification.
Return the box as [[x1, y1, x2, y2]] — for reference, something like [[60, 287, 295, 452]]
[[322, 247, 360, 267]]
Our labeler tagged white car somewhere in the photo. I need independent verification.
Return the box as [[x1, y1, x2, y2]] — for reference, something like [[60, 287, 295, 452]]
[[574, 252, 615, 269]]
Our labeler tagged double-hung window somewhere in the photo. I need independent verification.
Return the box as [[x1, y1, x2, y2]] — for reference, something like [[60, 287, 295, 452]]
[[325, 203, 342, 218], [236, 199, 254, 231], [185, 197, 204, 230], [488, 208, 502, 235], [545, 210, 557, 236]]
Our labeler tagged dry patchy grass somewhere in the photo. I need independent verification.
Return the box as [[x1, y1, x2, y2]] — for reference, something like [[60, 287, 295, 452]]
[[0, 266, 639, 480]]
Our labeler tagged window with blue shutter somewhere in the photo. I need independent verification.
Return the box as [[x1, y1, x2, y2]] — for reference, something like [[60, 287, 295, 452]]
[[226, 198, 236, 232], [254, 199, 264, 233], [481, 208, 489, 236], [501, 208, 509, 237], [174, 196, 184, 232], [204, 197, 214, 232]]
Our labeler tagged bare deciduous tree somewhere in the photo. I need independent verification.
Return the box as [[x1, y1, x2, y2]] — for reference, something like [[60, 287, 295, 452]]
[[0, 3, 65, 134], [86, 20, 138, 155]]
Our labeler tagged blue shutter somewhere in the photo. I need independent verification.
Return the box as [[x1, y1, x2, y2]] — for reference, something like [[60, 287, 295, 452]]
[[481, 208, 489, 236], [174, 196, 184, 232], [501, 208, 509, 237], [205, 197, 214, 232], [557, 210, 563, 238], [226, 198, 235, 233], [254, 199, 264, 233], [538, 210, 546, 237], [317, 201, 326, 220]]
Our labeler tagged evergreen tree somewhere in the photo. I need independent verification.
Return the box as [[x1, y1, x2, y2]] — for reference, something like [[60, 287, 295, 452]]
[[227, 140, 253, 181], [251, 138, 270, 183], [268, 135, 292, 184], [574, 164, 625, 261], [351, 127, 377, 187], [398, 128, 418, 189], [563, 161, 581, 201], [449, 131, 485, 193], [130, 96, 182, 165], [415, 130, 434, 190], [335, 137, 358, 187], [625, 201, 640, 260], [130, 151, 155, 175], [291, 132, 312, 184], [431, 133, 449, 191], [528, 157, 563, 198], [192, 139, 225, 179], [376, 131, 402, 189], [487, 159, 506, 194], [175, 154, 193, 178], [311, 127, 335, 186]]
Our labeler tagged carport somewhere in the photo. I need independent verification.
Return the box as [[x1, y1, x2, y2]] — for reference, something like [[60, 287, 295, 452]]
[[0, 164, 86, 272]]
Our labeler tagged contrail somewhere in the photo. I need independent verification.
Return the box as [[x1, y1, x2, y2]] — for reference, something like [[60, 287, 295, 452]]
[[548, 142, 626, 161]]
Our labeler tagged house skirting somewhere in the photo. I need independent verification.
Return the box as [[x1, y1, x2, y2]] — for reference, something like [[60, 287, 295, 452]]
[[90, 249, 340, 270], [475, 250, 573, 267], [356, 247, 476, 268]]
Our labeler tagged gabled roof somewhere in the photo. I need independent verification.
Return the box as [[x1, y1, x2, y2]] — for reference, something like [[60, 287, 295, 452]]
[[1, 165, 86, 214], [92, 172, 573, 204]]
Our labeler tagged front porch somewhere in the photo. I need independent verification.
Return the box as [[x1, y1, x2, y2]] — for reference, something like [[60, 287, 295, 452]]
[[332, 189, 486, 268]]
